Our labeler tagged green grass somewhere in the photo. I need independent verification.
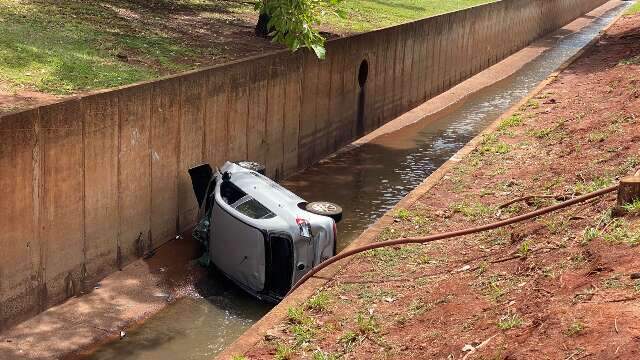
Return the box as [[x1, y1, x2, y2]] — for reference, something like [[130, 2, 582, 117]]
[[479, 133, 511, 154], [622, 199, 640, 214], [338, 330, 360, 351], [602, 219, 640, 246], [497, 313, 522, 330], [0, 0, 496, 95], [582, 227, 599, 244], [306, 291, 331, 311], [528, 128, 554, 139], [0, 1, 208, 94], [625, 1, 640, 15], [286, 304, 319, 347], [275, 343, 295, 360], [517, 240, 532, 257], [565, 321, 585, 336], [573, 176, 614, 194], [0, 2, 153, 94], [312, 350, 338, 360], [356, 313, 380, 334], [287, 305, 312, 325], [498, 114, 524, 131], [320, 0, 494, 32], [395, 208, 411, 220], [451, 201, 493, 218]]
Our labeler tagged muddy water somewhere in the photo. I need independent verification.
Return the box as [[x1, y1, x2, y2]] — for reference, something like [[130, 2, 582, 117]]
[[85, 4, 628, 359]]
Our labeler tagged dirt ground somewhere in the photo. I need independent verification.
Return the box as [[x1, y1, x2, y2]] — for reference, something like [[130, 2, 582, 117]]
[[241, 13, 640, 360]]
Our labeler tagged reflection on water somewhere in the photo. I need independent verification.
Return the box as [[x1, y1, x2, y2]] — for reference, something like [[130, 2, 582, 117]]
[[89, 298, 268, 360], [85, 4, 628, 359], [87, 271, 271, 360]]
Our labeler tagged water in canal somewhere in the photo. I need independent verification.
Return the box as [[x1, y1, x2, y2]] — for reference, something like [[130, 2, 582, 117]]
[[85, 4, 629, 359]]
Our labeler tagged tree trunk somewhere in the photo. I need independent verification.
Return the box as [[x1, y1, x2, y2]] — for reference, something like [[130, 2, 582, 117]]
[[255, 12, 271, 37], [617, 176, 640, 207]]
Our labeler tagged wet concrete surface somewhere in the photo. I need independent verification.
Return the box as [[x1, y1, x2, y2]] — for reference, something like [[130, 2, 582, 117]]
[[53, 3, 631, 359]]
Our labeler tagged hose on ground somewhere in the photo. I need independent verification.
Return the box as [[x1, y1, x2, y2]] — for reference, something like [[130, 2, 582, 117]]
[[288, 184, 619, 295]]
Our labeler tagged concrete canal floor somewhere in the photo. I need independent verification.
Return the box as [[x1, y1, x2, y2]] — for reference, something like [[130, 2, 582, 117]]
[[0, 1, 632, 359]]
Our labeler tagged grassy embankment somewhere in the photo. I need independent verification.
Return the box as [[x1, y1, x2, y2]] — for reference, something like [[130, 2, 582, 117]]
[[0, 0, 492, 96]]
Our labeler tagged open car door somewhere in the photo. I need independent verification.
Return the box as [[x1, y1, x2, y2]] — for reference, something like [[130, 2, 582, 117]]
[[188, 163, 213, 208]]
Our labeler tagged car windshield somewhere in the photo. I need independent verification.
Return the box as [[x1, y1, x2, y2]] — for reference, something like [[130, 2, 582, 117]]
[[234, 197, 276, 219], [221, 181, 276, 219]]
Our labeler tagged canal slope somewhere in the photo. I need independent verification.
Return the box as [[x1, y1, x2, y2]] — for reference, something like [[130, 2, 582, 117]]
[[234, 9, 640, 359]]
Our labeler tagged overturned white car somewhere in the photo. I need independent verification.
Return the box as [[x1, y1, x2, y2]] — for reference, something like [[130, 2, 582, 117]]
[[189, 161, 342, 302]]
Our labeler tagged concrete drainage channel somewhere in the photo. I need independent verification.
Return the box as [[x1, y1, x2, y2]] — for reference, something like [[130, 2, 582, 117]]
[[81, 3, 630, 360]]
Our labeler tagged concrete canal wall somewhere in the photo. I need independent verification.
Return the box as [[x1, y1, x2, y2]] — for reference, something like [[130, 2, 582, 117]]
[[0, 0, 607, 329]]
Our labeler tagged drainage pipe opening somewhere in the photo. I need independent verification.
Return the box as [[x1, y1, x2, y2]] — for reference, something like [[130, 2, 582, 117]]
[[358, 59, 369, 88]]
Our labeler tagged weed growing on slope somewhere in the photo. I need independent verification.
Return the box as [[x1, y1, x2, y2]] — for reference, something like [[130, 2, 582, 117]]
[[588, 131, 608, 143], [498, 114, 523, 131], [601, 276, 623, 289], [573, 176, 614, 194], [523, 99, 540, 109], [565, 321, 585, 336], [312, 350, 338, 360], [338, 331, 360, 352], [408, 299, 431, 317], [451, 201, 493, 219], [306, 291, 331, 311], [582, 227, 599, 244], [528, 127, 554, 139], [619, 55, 640, 66], [395, 208, 411, 220], [287, 305, 319, 345], [517, 240, 532, 257], [479, 134, 511, 154], [617, 156, 640, 176], [543, 217, 569, 235], [622, 199, 640, 215], [356, 313, 380, 334], [602, 219, 640, 246], [497, 312, 522, 330], [275, 343, 295, 360]]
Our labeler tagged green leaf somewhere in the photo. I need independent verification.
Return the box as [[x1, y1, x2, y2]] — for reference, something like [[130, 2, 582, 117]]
[[255, 0, 338, 59], [311, 43, 326, 59]]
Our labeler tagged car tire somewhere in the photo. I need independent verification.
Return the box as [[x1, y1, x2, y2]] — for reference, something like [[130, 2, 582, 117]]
[[305, 201, 343, 223], [236, 161, 266, 175]]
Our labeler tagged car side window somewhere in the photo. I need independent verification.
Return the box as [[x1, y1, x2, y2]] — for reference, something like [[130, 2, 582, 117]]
[[220, 180, 246, 205]]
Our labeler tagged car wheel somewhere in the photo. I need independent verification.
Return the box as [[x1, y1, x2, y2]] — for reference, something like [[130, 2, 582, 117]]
[[305, 201, 343, 223], [236, 161, 266, 175]]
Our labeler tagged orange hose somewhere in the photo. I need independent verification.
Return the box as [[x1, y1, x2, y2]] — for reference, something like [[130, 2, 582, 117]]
[[288, 184, 618, 295]]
